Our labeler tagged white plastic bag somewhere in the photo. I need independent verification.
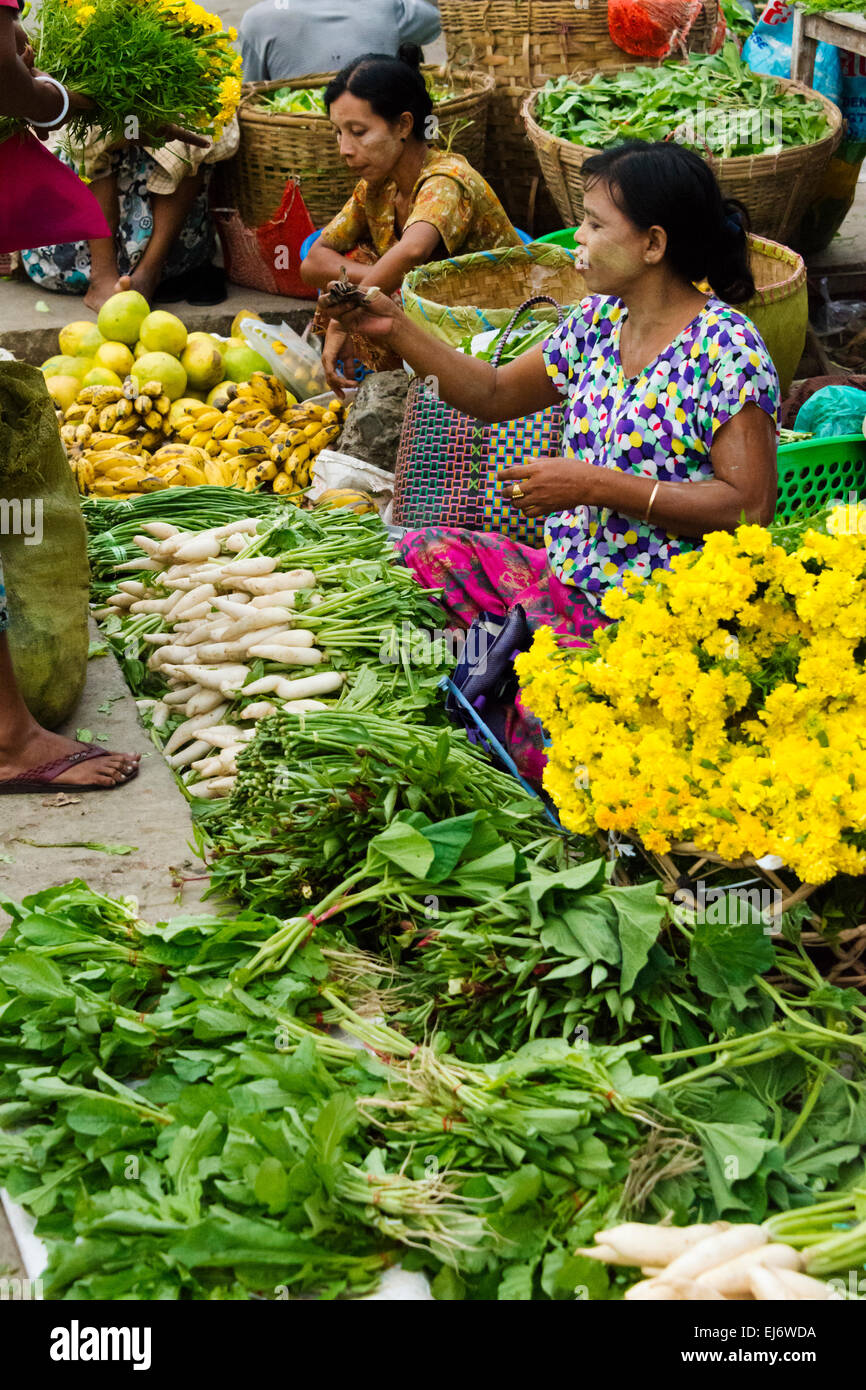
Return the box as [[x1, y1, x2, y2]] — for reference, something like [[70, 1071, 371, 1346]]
[[239, 317, 328, 401], [308, 449, 396, 524]]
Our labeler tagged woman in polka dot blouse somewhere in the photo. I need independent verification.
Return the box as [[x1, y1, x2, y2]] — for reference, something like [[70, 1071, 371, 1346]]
[[321, 140, 780, 778]]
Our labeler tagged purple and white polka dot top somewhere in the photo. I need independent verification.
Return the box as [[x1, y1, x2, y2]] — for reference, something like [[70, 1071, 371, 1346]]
[[541, 294, 780, 608]]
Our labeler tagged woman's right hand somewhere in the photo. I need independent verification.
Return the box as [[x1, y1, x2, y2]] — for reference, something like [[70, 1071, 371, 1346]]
[[319, 287, 404, 342]]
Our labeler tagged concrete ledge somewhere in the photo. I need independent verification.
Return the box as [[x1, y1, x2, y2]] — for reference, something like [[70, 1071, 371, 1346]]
[[0, 279, 315, 363]]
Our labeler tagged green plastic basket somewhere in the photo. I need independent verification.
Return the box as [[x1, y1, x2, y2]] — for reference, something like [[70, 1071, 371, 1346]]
[[776, 434, 866, 522], [533, 227, 577, 250]]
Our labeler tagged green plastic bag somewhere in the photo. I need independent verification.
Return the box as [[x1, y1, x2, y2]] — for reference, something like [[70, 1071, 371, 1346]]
[[0, 361, 89, 727]]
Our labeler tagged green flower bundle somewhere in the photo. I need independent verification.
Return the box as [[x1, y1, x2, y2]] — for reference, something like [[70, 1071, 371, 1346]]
[[1, 0, 242, 146]]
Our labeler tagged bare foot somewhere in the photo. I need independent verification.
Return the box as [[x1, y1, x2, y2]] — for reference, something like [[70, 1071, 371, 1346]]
[[121, 264, 161, 303], [0, 726, 140, 790], [84, 273, 121, 312]]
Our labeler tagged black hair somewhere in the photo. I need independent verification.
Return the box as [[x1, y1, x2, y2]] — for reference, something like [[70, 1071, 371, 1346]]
[[324, 42, 433, 142], [581, 140, 756, 304]]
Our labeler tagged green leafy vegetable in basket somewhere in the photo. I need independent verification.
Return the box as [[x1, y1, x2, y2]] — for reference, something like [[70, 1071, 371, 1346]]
[[796, 0, 865, 10], [533, 43, 831, 158], [256, 79, 455, 117]]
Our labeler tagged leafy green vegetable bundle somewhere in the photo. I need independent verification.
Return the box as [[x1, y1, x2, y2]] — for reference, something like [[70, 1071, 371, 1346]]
[[533, 44, 831, 157], [255, 80, 455, 117], [3, 816, 865, 1300]]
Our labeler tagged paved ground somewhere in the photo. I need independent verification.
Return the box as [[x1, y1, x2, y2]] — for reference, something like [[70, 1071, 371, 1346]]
[[0, 623, 224, 1281], [0, 280, 314, 363]]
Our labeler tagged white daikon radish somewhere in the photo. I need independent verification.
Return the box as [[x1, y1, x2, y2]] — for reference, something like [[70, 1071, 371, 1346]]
[[140, 521, 178, 540], [200, 776, 237, 796], [170, 534, 222, 564], [750, 1267, 795, 1301], [234, 675, 283, 697], [113, 557, 163, 572], [662, 1225, 767, 1283], [132, 533, 164, 556], [171, 602, 213, 628], [185, 688, 226, 717], [696, 1243, 802, 1297], [176, 621, 233, 647], [267, 670, 345, 701], [624, 1282, 685, 1301], [173, 583, 217, 618], [196, 726, 254, 749], [166, 738, 212, 770], [163, 685, 200, 706], [219, 556, 278, 577], [247, 645, 323, 665], [223, 617, 315, 642], [250, 591, 296, 610], [232, 626, 294, 652], [192, 750, 241, 778], [150, 701, 170, 730], [185, 778, 232, 800], [162, 707, 230, 756], [241, 568, 315, 593], [212, 518, 260, 539], [282, 699, 329, 713], [596, 1223, 731, 1268], [149, 645, 193, 669], [238, 701, 278, 720], [118, 580, 148, 597], [770, 1268, 839, 1301], [178, 664, 251, 692], [212, 595, 256, 622], [193, 642, 247, 663], [142, 633, 173, 647], [575, 1245, 644, 1268], [224, 534, 249, 552]]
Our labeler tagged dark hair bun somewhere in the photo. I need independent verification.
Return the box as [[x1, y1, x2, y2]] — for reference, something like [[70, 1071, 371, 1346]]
[[581, 141, 757, 304], [397, 41, 424, 70], [325, 50, 433, 141]]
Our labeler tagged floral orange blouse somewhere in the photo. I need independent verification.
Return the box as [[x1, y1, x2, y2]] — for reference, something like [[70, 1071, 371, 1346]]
[[320, 149, 520, 259]]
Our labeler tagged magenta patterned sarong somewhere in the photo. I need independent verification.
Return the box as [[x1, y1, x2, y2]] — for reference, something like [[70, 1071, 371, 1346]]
[[396, 526, 607, 783]]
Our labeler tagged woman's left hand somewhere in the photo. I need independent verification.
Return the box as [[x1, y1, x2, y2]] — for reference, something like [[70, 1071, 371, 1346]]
[[501, 457, 598, 517]]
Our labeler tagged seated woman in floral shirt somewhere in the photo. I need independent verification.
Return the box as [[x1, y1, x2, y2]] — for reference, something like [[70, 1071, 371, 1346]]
[[319, 141, 780, 780], [300, 42, 520, 389]]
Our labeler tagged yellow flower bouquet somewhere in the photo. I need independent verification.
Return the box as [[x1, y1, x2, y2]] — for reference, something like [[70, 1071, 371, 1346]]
[[516, 507, 866, 885], [2, 0, 241, 144]]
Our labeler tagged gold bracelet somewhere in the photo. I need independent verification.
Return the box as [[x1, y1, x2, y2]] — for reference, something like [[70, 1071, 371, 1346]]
[[645, 481, 661, 526]]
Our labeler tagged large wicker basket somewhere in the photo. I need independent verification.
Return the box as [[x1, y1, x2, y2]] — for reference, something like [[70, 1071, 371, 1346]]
[[215, 66, 495, 231], [522, 74, 843, 246], [402, 242, 586, 346], [439, 0, 722, 235]]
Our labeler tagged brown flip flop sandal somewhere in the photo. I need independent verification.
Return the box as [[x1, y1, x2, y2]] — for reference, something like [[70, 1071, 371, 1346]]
[[0, 743, 139, 795]]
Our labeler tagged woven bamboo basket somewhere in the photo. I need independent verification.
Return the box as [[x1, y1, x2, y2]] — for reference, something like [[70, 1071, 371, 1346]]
[[740, 236, 807, 398], [402, 242, 586, 346], [214, 66, 495, 231], [522, 74, 843, 246], [439, 0, 722, 234], [614, 836, 866, 986]]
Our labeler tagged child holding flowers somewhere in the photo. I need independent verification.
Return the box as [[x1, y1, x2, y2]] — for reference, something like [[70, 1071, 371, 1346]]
[[320, 141, 780, 779]]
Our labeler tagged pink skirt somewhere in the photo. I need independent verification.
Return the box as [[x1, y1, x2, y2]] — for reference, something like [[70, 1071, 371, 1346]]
[[0, 132, 110, 254], [397, 526, 607, 783]]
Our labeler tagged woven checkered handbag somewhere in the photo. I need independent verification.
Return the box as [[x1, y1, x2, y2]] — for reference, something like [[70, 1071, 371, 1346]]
[[392, 295, 566, 546]]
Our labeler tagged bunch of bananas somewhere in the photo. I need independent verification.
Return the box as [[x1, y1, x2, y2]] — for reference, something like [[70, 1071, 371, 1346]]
[[269, 398, 344, 495], [65, 372, 347, 498], [60, 380, 172, 461], [166, 376, 346, 495]]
